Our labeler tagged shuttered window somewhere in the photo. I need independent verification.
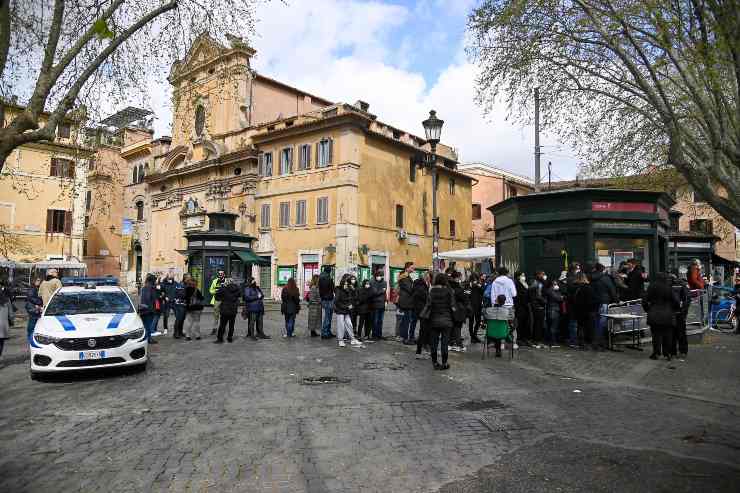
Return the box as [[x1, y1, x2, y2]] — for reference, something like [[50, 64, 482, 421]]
[[279, 202, 290, 227], [317, 138, 333, 168], [57, 124, 71, 139], [449, 219, 456, 237], [50, 158, 75, 178], [260, 203, 271, 229], [295, 200, 307, 226], [299, 144, 311, 170], [396, 205, 404, 228], [317, 197, 329, 224], [46, 210, 71, 234], [259, 152, 273, 177], [280, 147, 293, 175]]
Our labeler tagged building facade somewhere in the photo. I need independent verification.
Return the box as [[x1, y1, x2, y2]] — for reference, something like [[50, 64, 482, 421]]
[[458, 162, 533, 248], [106, 35, 471, 296], [0, 101, 89, 264]]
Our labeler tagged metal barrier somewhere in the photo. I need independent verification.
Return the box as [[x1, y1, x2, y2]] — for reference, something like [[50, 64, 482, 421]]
[[606, 289, 708, 344]]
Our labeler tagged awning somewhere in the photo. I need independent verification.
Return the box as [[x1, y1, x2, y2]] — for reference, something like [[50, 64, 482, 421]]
[[34, 260, 87, 269], [233, 249, 271, 265], [435, 246, 495, 262]]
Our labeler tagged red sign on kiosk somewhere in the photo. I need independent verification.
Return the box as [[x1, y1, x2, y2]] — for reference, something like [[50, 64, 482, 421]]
[[592, 202, 656, 213]]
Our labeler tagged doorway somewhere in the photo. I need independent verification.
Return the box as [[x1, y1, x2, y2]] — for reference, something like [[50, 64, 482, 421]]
[[302, 262, 319, 298]]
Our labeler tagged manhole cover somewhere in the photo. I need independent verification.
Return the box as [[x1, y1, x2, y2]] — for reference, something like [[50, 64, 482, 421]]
[[302, 376, 350, 385], [362, 361, 406, 370], [457, 400, 506, 411]]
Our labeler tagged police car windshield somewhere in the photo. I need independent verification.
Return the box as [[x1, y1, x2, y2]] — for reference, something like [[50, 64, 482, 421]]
[[45, 291, 134, 316]]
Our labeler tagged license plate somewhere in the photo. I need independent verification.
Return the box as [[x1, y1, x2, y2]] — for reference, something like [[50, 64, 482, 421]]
[[79, 351, 106, 360]]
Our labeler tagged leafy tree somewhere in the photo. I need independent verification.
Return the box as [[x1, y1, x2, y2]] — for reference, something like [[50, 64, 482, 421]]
[[467, 0, 740, 228], [0, 223, 33, 259], [0, 0, 259, 170]]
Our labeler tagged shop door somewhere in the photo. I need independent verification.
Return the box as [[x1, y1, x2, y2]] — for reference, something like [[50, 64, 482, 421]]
[[302, 262, 319, 297], [259, 263, 272, 294]]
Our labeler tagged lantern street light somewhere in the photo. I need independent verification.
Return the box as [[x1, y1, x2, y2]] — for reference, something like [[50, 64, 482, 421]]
[[422, 110, 444, 272]]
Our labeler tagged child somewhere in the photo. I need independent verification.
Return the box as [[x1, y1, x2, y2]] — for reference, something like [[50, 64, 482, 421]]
[[487, 294, 511, 358]]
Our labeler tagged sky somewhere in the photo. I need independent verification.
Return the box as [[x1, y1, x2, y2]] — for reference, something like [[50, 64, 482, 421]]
[[147, 0, 582, 180]]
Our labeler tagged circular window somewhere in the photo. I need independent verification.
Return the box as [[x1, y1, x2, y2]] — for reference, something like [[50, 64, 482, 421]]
[[160, 185, 166, 193], [194, 105, 205, 137], [234, 167, 242, 176]]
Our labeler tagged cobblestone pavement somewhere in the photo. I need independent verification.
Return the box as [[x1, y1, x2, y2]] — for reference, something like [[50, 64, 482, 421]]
[[1, 309, 739, 492]]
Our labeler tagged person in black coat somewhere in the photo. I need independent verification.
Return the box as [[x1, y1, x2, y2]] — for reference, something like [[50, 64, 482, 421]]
[[427, 273, 454, 370], [448, 271, 468, 351], [281, 278, 301, 338], [626, 261, 646, 300], [348, 275, 359, 338], [571, 272, 599, 349], [356, 279, 374, 340], [591, 263, 618, 349], [318, 267, 335, 338], [513, 271, 531, 345], [642, 273, 681, 360], [466, 274, 484, 344], [412, 272, 431, 357], [214, 278, 242, 343], [397, 262, 416, 344], [670, 274, 691, 358]]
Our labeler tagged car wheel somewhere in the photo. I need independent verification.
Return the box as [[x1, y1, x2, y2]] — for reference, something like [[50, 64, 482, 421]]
[[30, 371, 42, 381], [134, 361, 148, 373]]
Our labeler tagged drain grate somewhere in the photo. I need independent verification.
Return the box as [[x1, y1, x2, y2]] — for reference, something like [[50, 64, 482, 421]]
[[301, 376, 350, 385], [457, 400, 507, 411]]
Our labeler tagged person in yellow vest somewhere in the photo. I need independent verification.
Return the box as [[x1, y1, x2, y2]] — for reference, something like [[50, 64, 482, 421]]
[[38, 268, 63, 307], [208, 270, 226, 335]]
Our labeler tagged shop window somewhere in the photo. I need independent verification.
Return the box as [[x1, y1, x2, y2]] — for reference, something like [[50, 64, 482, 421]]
[[279, 202, 290, 227], [50, 158, 75, 178], [472, 203, 482, 220], [260, 203, 271, 229], [409, 160, 416, 182], [295, 200, 307, 226], [136, 201, 144, 221], [594, 238, 650, 273], [449, 219, 456, 237], [317, 197, 329, 224], [396, 204, 404, 229]]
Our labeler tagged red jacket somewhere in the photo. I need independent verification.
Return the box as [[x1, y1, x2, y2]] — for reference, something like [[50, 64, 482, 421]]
[[687, 266, 705, 290]]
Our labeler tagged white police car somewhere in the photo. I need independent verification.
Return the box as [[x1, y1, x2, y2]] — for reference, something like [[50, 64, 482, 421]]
[[30, 284, 147, 379]]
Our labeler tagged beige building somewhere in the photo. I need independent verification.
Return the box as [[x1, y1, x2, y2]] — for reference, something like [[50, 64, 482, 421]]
[[458, 162, 533, 248], [0, 100, 90, 265], [108, 34, 471, 296]]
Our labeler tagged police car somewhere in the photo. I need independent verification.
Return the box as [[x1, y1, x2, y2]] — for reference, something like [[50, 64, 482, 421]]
[[30, 283, 148, 379]]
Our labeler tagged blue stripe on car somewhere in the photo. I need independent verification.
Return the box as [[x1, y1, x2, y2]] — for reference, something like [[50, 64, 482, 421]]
[[56, 315, 76, 331], [107, 313, 124, 329]]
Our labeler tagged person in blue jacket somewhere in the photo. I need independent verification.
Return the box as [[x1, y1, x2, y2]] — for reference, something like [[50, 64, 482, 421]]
[[243, 277, 270, 340]]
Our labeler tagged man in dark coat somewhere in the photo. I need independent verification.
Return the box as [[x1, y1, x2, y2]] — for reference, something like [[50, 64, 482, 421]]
[[318, 266, 335, 339], [214, 279, 242, 343], [412, 272, 430, 357], [642, 273, 680, 360], [466, 274, 484, 344], [671, 274, 691, 358], [369, 269, 388, 339], [397, 262, 416, 344], [591, 263, 618, 349], [626, 260, 646, 300]]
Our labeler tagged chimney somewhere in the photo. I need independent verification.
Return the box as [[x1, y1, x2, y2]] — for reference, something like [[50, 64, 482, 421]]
[[354, 100, 369, 112]]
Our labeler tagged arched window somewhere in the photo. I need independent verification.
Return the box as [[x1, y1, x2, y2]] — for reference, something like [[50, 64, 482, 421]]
[[136, 201, 144, 221], [138, 164, 145, 183], [132, 166, 138, 184]]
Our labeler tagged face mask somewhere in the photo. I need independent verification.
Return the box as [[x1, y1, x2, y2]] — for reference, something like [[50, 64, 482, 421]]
[[519, 276, 526, 283], [554, 285, 560, 290], [351, 280, 357, 285], [542, 275, 547, 281], [376, 276, 382, 281], [576, 269, 581, 274]]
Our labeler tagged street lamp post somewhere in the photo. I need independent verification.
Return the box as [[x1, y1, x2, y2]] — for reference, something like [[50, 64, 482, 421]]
[[422, 110, 444, 273]]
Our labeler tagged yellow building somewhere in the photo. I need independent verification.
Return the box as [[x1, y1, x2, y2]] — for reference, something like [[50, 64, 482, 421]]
[[0, 100, 90, 265], [112, 35, 471, 296]]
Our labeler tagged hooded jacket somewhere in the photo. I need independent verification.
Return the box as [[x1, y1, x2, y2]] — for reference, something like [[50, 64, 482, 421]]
[[428, 285, 454, 330], [243, 284, 265, 313], [411, 278, 429, 315], [591, 271, 618, 304], [333, 285, 353, 315], [216, 283, 242, 317], [357, 284, 374, 315], [369, 277, 387, 310]]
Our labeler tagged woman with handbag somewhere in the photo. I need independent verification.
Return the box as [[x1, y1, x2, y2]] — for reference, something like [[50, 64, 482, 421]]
[[138, 274, 159, 344], [642, 273, 681, 361], [280, 278, 301, 338], [426, 273, 455, 370]]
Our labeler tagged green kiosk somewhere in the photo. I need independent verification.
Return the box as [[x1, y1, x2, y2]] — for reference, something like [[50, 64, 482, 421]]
[[489, 188, 675, 278], [184, 211, 269, 295]]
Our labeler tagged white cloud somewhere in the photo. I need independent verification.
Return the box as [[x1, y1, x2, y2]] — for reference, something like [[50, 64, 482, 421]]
[[148, 0, 581, 179]]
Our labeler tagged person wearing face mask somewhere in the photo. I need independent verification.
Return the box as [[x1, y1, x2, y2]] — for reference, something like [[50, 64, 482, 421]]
[[397, 262, 416, 345], [369, 269, 388, 340], [334, 274, 363, 347], [466, 274, 484, 344], [591, 263, 618, 350], [306, 275, 322, 338], [209, 270, 226, 336], [512, 270, 530, 347], [543, 279, 563, 347], [244, 277, 270, 340], [529, 271, 548, 346], [348, 275, 360, 338], [356, 278, 375, 340]]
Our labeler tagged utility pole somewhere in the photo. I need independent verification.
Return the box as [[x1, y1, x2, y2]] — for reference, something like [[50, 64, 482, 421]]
[[534, 87, 541, 192], [548, 161, 552, 190]]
